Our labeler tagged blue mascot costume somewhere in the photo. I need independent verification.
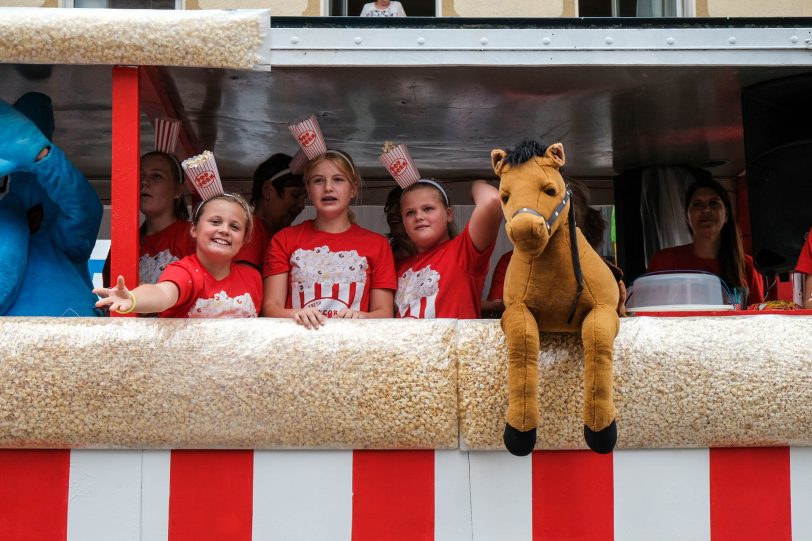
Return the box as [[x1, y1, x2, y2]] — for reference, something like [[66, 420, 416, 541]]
[[0, 93, 103, 316]]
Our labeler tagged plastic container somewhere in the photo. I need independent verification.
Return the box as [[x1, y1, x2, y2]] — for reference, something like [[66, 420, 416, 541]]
[[625, 271, 734, 313]]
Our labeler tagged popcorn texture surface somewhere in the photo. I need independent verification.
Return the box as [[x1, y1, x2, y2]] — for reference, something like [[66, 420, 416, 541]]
[[0, 8, 268, 69], [0, 316, 810, 450]]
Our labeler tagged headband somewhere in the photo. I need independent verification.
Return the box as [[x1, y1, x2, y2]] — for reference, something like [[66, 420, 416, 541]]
[[416, 178, 450, 206]]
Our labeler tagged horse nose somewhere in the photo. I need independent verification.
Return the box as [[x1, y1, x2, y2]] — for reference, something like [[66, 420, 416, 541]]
[[507, 213, 547, 249]]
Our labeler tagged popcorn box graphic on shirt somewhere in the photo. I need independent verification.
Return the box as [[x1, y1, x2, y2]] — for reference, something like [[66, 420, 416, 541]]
[[155, 117, 182, 154], [379, 143, 421, 189], [190, 291, 257, 318], [396, 265, 440, 318], [181, 150, 224, 201], [288, 115, 328, 160], [289, 245, 368, 316]]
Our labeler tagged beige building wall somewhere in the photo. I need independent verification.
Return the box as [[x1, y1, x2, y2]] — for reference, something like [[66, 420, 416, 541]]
[[185, 0, 314, 15], [448, 0, 571, 17], [0, 0, 58, 6], [702, 0, 812, 16]]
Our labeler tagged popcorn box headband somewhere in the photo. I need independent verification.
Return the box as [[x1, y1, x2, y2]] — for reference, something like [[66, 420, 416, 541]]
[[155, 117, 181, 154], [288, 115, 357, 179], [181, 150, 224, 203], [379, 142, 449, 205]]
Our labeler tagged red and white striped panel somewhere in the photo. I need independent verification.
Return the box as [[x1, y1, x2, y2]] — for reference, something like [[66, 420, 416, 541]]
[[0, 447, 809, 540]]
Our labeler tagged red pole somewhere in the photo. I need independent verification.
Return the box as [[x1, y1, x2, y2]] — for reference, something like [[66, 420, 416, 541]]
[[110, 66, 140, 316]]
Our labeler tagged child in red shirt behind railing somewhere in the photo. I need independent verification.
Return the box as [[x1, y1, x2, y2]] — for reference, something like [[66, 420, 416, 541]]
[[796, 227, 812, 308]]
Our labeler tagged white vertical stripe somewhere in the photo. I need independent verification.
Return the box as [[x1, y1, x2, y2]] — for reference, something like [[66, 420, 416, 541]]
[[141, 450, 171, 541], [338, 282, 351, 306], [90, 239, 111, 260], [791, 447, 812, 540], [67, 450, 143, 541], [435, 450, 473, 541], [469, 451, 532, 541], [252, 450, 353, 541], [614, 448, 710, 541], [352, 281, 365, 311]]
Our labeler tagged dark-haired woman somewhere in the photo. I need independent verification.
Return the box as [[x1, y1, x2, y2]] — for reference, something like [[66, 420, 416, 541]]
[[647, 178, 764, 306]]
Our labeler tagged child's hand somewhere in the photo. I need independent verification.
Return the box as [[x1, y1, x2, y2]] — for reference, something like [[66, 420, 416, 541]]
[[292, 307, 326, 330], [93, 275, 135, 313], [337, 308, 362, 320]]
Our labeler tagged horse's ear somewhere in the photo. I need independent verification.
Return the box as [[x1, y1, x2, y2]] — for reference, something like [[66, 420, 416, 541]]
[[546, 143, 566, 168], [491, 149, 508, 175]]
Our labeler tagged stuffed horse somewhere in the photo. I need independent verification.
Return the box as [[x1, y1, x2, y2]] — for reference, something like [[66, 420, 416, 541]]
[[492, 141, 619, 456], [0, 94, 102, 316]]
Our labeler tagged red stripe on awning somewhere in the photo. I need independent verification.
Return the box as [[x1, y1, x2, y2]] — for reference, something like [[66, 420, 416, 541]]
[[352, 450, 434, 541], [710, 447, 792, 541], [168, 450, 254, 541], [0, 450, 70, 541], [532, 450, 614, 541]]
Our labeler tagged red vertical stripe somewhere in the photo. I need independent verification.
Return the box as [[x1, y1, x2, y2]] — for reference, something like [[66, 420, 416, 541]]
[[0, 449, 70, 541], [532, 450, 614, 541], [710, 447, 792, 541], [110, 66, 140, 311], [168, 450, 254, 541], [352, 450, 434, 541]]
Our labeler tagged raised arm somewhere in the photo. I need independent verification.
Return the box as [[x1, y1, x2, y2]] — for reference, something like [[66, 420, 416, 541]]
[[467, 180, 503, 253], [93, 275, 179, 315]]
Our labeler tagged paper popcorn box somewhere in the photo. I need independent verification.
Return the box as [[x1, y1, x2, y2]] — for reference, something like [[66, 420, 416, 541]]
[[181, 151, 224, 201], [155, 117, 182, 154], [288, 114, 328, 160], [379, 143, 421, 189]]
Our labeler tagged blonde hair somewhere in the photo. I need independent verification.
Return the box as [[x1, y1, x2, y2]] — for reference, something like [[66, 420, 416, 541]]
[[193, 193, 254, 243], [304, 150, 363, 224]]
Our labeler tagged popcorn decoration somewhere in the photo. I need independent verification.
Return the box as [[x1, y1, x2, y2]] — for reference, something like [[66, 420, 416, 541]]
[[181, 151, 224, 201], [379, 142, 421, 189], [154, 117, 181, 154], [288, 114, 328, 160]]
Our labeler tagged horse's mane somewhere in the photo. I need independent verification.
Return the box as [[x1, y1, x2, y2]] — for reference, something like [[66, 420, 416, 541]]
[[505, 140, 548, 166]]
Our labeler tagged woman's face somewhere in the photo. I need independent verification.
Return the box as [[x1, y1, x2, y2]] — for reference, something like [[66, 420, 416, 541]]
[[306, 159, 357, 220], [140, 154, 181, 219], [687, 187, 728, 238], [401, 186, 452, 252]]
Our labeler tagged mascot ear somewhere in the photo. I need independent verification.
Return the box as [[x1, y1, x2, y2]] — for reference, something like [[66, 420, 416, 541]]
[[491, 149, 508, 176], [546, 143, 566, 168]]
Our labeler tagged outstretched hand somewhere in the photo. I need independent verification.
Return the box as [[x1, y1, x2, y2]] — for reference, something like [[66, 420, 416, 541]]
[[93, 275, 134, 313], [0, 100, 50, 176]]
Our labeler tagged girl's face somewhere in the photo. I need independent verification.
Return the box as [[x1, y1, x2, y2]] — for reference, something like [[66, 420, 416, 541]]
[[306, 159, 357, 220], [401, 187, 453, 253], [140, 154, 181, 218], [191, 199, 248, 261], [687, 187, 728, 238]]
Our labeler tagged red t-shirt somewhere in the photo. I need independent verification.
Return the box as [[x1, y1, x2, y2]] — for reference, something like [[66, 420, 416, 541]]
[[795, 228, 812, 274], [139, 220, 195, 285], [264, 220, 396, 317], [158, 254, 262, 318], [235, 217, 270, 272], [486, 250, 513, 301], [647, 244, 764, 305], [395, 225, 495, 319]]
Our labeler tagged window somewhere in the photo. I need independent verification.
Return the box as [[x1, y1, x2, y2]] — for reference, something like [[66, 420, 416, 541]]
[[331, 0, 436, 17], [579, 0, 681, 16]]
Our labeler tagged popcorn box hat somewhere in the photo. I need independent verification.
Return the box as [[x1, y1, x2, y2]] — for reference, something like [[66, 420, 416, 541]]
[[288, 114, 328, 160], [155, 117, 182, 154], [181, 150, 224, 202], [379, 142, 421, 189]]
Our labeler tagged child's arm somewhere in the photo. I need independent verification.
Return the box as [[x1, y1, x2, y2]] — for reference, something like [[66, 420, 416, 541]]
[[805, 274, 812, 309], [468, 180, 503, 253], [338, 288, 394, 320], [262, 273, 326, 329], [93, 276, 179, 314]]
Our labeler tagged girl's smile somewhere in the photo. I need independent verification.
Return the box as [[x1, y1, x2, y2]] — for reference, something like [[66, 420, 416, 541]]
[[401, 186, 453, 253]]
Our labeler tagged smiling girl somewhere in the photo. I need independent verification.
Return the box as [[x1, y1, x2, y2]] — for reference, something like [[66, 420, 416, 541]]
[[395, 179, 502, 319], [261, 151, 396, 329], [94, 194, 262, 318]]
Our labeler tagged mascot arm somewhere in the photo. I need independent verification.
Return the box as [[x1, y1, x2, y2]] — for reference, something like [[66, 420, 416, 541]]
[[0, 194, 30, 315], [31, 146, 103, 262]]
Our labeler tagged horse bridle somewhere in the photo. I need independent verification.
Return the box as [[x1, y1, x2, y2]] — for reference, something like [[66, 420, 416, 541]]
[[510, 186, 584, 324]]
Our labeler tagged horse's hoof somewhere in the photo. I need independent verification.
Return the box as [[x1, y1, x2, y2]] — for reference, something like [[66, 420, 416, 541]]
[[504, 424, 537, 456], [584, 420, 617, 454]]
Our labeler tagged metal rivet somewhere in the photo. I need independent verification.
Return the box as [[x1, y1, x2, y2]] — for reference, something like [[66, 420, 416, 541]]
[[417, 37, 425, 45], [666, 37, 675, 45], [290, 36, 299, 44], [480, 37, 488, 45], [728, 36, 737, 44], [605, 37, 613, 45], [354, 36, 363, 45], [542, 37, 551, 45], [790, 35, 799, 43]]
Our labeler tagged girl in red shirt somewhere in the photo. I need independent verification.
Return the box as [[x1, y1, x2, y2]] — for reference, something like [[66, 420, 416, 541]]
[[262, 151, 396, 329], [395, 179, 502, 319], [94, 194, 262, 318], [796, 228, 812, 308]]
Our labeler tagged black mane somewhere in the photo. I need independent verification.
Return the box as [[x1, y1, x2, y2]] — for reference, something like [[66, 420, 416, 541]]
[[505, 140, 548, 166]]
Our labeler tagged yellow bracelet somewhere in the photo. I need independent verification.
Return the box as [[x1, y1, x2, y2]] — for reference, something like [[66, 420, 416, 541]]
[[114, 291, 137, 315]]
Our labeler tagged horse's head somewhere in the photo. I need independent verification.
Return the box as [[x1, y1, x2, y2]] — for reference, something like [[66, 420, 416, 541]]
[[492, 141, 568, 255]]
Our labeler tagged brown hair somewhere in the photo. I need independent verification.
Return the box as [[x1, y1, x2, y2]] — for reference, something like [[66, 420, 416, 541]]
[[141, 151, 189, 222], [685, 178, 746, 290], [193, 193, 254, 244]]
